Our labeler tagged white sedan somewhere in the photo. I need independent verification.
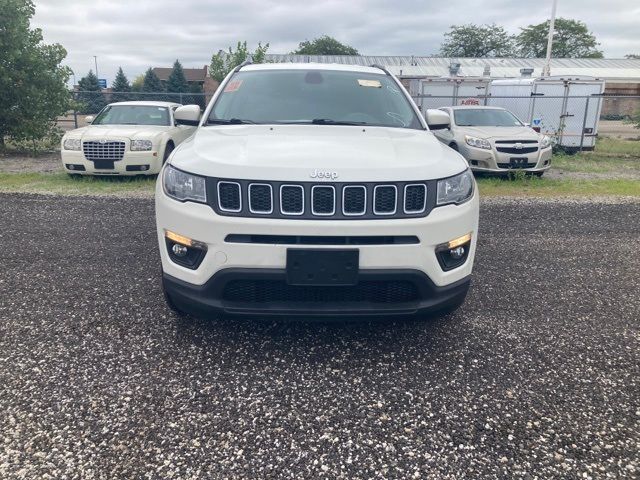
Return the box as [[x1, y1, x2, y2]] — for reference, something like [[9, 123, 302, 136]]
[[61, 101, 198, 176], [432, 106, 553, 176]]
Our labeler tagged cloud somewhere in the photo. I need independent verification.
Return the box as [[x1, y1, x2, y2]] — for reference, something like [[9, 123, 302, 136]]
[[31, 0, 640, 84]]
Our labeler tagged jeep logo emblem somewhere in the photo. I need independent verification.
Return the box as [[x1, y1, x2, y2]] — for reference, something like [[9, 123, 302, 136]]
[[310, 169, 338, 180]]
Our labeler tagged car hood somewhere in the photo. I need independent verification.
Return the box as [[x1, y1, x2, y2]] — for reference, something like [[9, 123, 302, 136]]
[[457, 126, 539, 140], [169, 125, 468, 182], [66, 125, 169, 140]]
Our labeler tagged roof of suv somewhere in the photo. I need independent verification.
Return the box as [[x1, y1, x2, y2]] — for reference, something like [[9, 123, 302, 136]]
[[240, 62, 386, 75]]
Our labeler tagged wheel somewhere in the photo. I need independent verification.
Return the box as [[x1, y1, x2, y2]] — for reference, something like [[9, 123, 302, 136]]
[[162, 142, 174, 164], [449, 143, 459, 152]]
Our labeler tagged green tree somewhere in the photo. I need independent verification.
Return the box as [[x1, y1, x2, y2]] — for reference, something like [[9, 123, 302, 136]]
[[517, 18, 603, 58], [131, 74, 144, 91], [111, 66, 131, 102], [142, 68, 164, 102], [77, 70, 106, 114], [0, 0, 72, 148], [625, 54, 640, 59], [439, 24, 515, 57], [293, 35, 359, 55], [209, 41, 269, 82], [166, 59, 189, 94]]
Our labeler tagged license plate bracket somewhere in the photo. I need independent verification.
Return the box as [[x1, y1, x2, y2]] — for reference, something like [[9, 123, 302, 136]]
[[93, 160, 115, 169], [510, 157, 528, 167], [286, 249, 359, 286]]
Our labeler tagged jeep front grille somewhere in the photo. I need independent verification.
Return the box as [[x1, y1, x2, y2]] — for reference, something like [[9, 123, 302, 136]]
[[209, 179, 435, 220], [82, 141, 125, 161]]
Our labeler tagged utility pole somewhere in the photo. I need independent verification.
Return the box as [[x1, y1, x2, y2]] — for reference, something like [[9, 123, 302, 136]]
[[93, 55, 99, 79], [542, 0, 558, 77]]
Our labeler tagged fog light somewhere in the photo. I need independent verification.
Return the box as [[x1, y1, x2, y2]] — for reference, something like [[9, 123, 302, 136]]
[[172, 244, 188, 257], [436, 233, 472, 271], [165, 230, 207, 270]]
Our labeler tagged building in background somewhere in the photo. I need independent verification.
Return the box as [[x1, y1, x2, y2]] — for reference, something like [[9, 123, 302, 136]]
[[152, 65, 219, 102]]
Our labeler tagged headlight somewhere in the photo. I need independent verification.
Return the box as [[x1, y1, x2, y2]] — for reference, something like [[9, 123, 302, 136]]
[[540, 135, 552, 149], [437, 169, 474, 206], [163, 164, 207, 203], [131, 139, 153, 151], [63, 138, 81, 151], [464, 135, 491, 150]]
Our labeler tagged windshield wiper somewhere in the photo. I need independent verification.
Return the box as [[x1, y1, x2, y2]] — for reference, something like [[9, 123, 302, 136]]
[[207, 118, 256, 125], [311, 118, 367, 126]]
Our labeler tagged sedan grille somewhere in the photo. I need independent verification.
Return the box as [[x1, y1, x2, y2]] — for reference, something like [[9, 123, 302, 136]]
[[496, 146, 539, 154], [82, 141, 125, 161]]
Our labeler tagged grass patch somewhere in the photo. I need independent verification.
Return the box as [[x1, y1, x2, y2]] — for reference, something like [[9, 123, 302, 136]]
[[477, 176, 640, 197], [552, 153, 640, 174], [589, 137, 640, 157], [0, 172, 156, 196]]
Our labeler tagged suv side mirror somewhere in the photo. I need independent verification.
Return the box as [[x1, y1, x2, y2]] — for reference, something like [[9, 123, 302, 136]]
[[426, 109, 450, 130], [174, 105, 201, 126], [85, 115, 94, 124]]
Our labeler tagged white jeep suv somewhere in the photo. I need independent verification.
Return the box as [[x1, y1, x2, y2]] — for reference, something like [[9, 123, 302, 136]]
[[156, 63, 479, 318]]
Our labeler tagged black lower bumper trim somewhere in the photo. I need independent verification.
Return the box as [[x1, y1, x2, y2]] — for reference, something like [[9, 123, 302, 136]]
[[163, 268, 471, 317]]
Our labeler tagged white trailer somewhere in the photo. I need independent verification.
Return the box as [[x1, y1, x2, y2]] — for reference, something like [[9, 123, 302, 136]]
[[414, 78, 490, 112], [487, 76, 605, 150]]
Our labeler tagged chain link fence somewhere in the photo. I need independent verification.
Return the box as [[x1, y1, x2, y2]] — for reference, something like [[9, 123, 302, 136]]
[[57, 90, 640, 151]]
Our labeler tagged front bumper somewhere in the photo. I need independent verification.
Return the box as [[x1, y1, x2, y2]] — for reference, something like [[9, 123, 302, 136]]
[[459, 144, 552, 173], [61, 150, 162, 175], [156, 181, 479, 316], [163, 268, 471, 317]]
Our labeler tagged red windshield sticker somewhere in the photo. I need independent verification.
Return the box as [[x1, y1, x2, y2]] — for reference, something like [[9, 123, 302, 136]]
[[224, 79, 243, 92]]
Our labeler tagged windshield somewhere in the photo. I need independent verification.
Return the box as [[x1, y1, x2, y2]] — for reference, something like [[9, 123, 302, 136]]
[[454, 109, 523, 127], [92, 105, 170, 126], [208, 69, 423, 129]]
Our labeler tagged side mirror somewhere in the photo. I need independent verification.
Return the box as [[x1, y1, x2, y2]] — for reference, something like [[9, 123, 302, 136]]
[[174, 105, 201, 126], [425, 109, 450, 130], [85, 116, 94, 124]]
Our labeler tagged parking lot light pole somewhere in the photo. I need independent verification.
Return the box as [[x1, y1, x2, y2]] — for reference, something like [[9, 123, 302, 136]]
[[93, 56, 99, 80], [542, 0, 559, 77]]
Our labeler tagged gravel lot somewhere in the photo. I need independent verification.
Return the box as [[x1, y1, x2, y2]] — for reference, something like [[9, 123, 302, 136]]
[[0, 194, 638, 479]]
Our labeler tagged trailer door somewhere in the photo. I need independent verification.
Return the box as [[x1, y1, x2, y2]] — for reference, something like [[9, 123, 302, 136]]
[[420, 81, 457, 112], [530, 81, 567, 144], [565, 82, 603, 149]]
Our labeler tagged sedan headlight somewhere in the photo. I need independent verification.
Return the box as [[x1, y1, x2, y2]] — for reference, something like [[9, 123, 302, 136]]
[[437, 169, 475, 206], [131, 139, 153, 151], [465, 135, 491, 150], [540, 135, 552, 149], [163, 164, 207, 203], [63, 138, 81, 151]]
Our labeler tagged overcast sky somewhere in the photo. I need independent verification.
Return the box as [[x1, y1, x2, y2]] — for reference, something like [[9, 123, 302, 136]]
[[32, 0, 640, 84]]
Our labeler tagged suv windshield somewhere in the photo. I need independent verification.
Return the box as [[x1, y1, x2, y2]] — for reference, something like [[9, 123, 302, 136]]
[[454, 109, 523, 127], [208, 69, 423, 129], [93, 105, 170, 126]]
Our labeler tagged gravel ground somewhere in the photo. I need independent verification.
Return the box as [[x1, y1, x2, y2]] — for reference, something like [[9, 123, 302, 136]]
[[0, 194, 638, 479]]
